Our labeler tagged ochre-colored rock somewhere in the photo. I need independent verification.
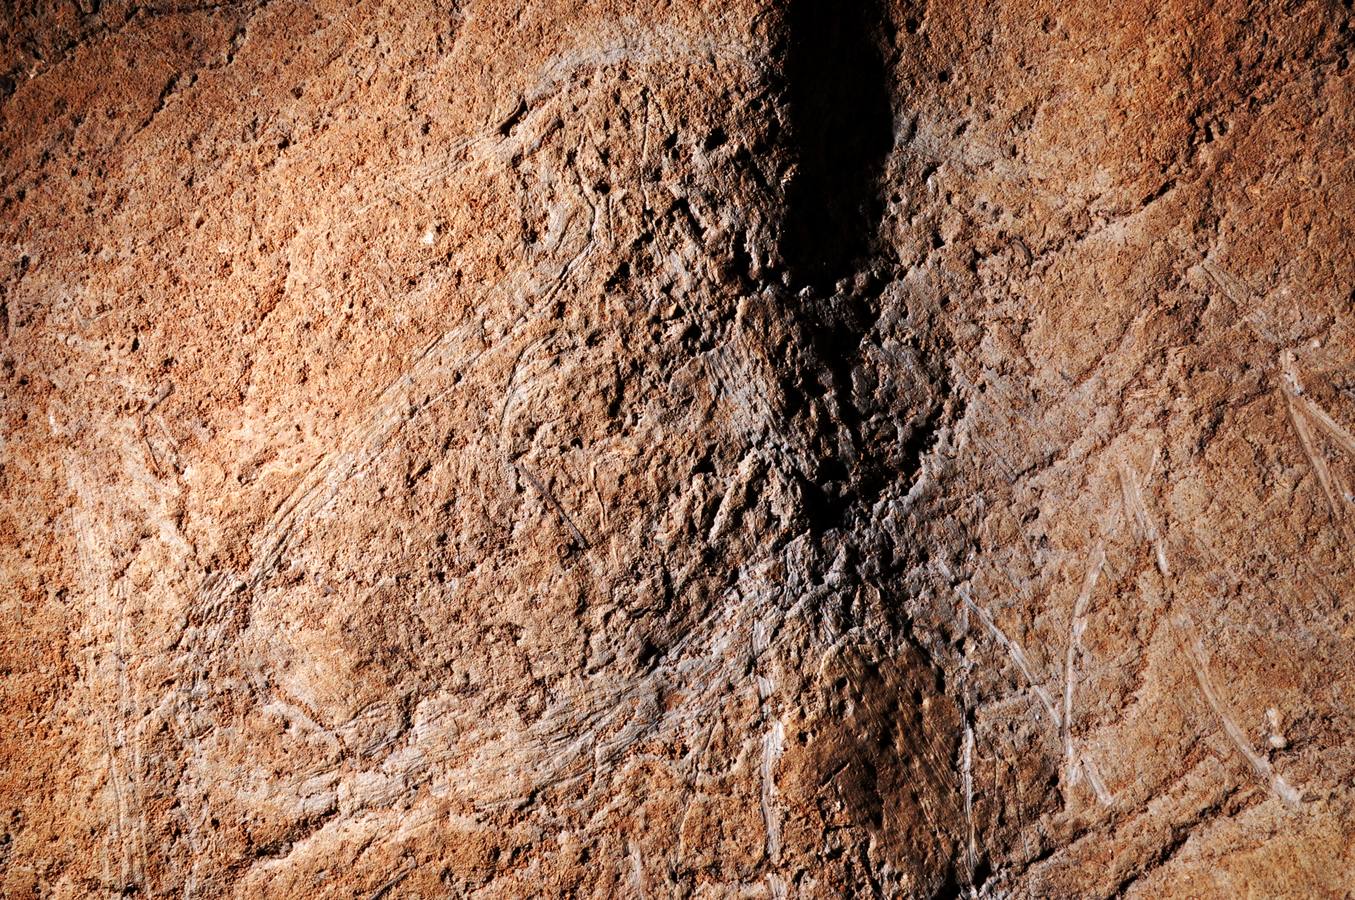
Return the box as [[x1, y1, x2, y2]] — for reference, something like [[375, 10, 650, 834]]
[[3, 0, 1353, 896]]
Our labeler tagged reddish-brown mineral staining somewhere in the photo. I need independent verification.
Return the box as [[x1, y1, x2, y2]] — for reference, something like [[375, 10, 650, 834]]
[[2, 1, 1353, 896]]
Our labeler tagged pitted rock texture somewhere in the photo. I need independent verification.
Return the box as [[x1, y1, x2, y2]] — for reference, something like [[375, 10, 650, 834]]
[[2, 0, 1354, 897]]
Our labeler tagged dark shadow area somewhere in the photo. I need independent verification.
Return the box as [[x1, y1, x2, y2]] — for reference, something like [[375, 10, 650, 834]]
[[781, 0, 900, 533], [783, 0, 894, 291]]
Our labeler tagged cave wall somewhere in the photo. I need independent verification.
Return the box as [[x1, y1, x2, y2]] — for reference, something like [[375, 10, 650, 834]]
[[2, 0, 1353, 896]]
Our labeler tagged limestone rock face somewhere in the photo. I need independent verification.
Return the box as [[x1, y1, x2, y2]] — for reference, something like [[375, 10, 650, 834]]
[[3, 0, 1353, 896]]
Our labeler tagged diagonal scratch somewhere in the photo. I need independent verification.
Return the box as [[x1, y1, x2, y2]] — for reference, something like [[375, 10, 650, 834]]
[[1178, 622, 1303, 810], [953, 581, 1062, 730], [515, 463, 591, 549], [1118, 444, 1305, 810], [1062, 543, 1106, 792], [1280, 352, 1355, 549], [962, 723, 977, 881], [1118, 457, 1170, 577]]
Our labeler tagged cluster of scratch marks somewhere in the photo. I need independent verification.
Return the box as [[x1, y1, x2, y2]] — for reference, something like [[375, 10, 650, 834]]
[[197, 322, 493, 619], [99, 690, 150, 892], [236, 810, 389, 893], [752, 613, 784, 870], [962, 723, 976, 884], [760, 720, 786, 861], [66, 463, 152, 893], [1118, 457, 1170, 577], [232, 535, 814, 887], [953, 583, 1062, 730], [1115, 451, 1305, 810], [1179, 623, 1304, 810], [1199, 259, 1285, 346], [1061, 544, 1111, 803], [170, 322, 503, 875], [1279, 353, 1355, 550], [704, 343, 782, 443], [530, 25, 761, 106], [446, 543, 808, 814], [382, 25, 759, 224]]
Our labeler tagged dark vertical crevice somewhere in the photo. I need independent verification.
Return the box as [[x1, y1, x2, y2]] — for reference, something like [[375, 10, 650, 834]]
[[778, 8, 974, 895], [783, 0, 894, 291], [782, 0, 897, 531]]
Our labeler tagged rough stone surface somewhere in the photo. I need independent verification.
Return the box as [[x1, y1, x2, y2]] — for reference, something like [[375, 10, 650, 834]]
[[3, 1, 1354, 896]]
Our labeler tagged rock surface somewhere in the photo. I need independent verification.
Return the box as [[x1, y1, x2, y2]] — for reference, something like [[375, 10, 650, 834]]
[[3, 0, 1354, 896]]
